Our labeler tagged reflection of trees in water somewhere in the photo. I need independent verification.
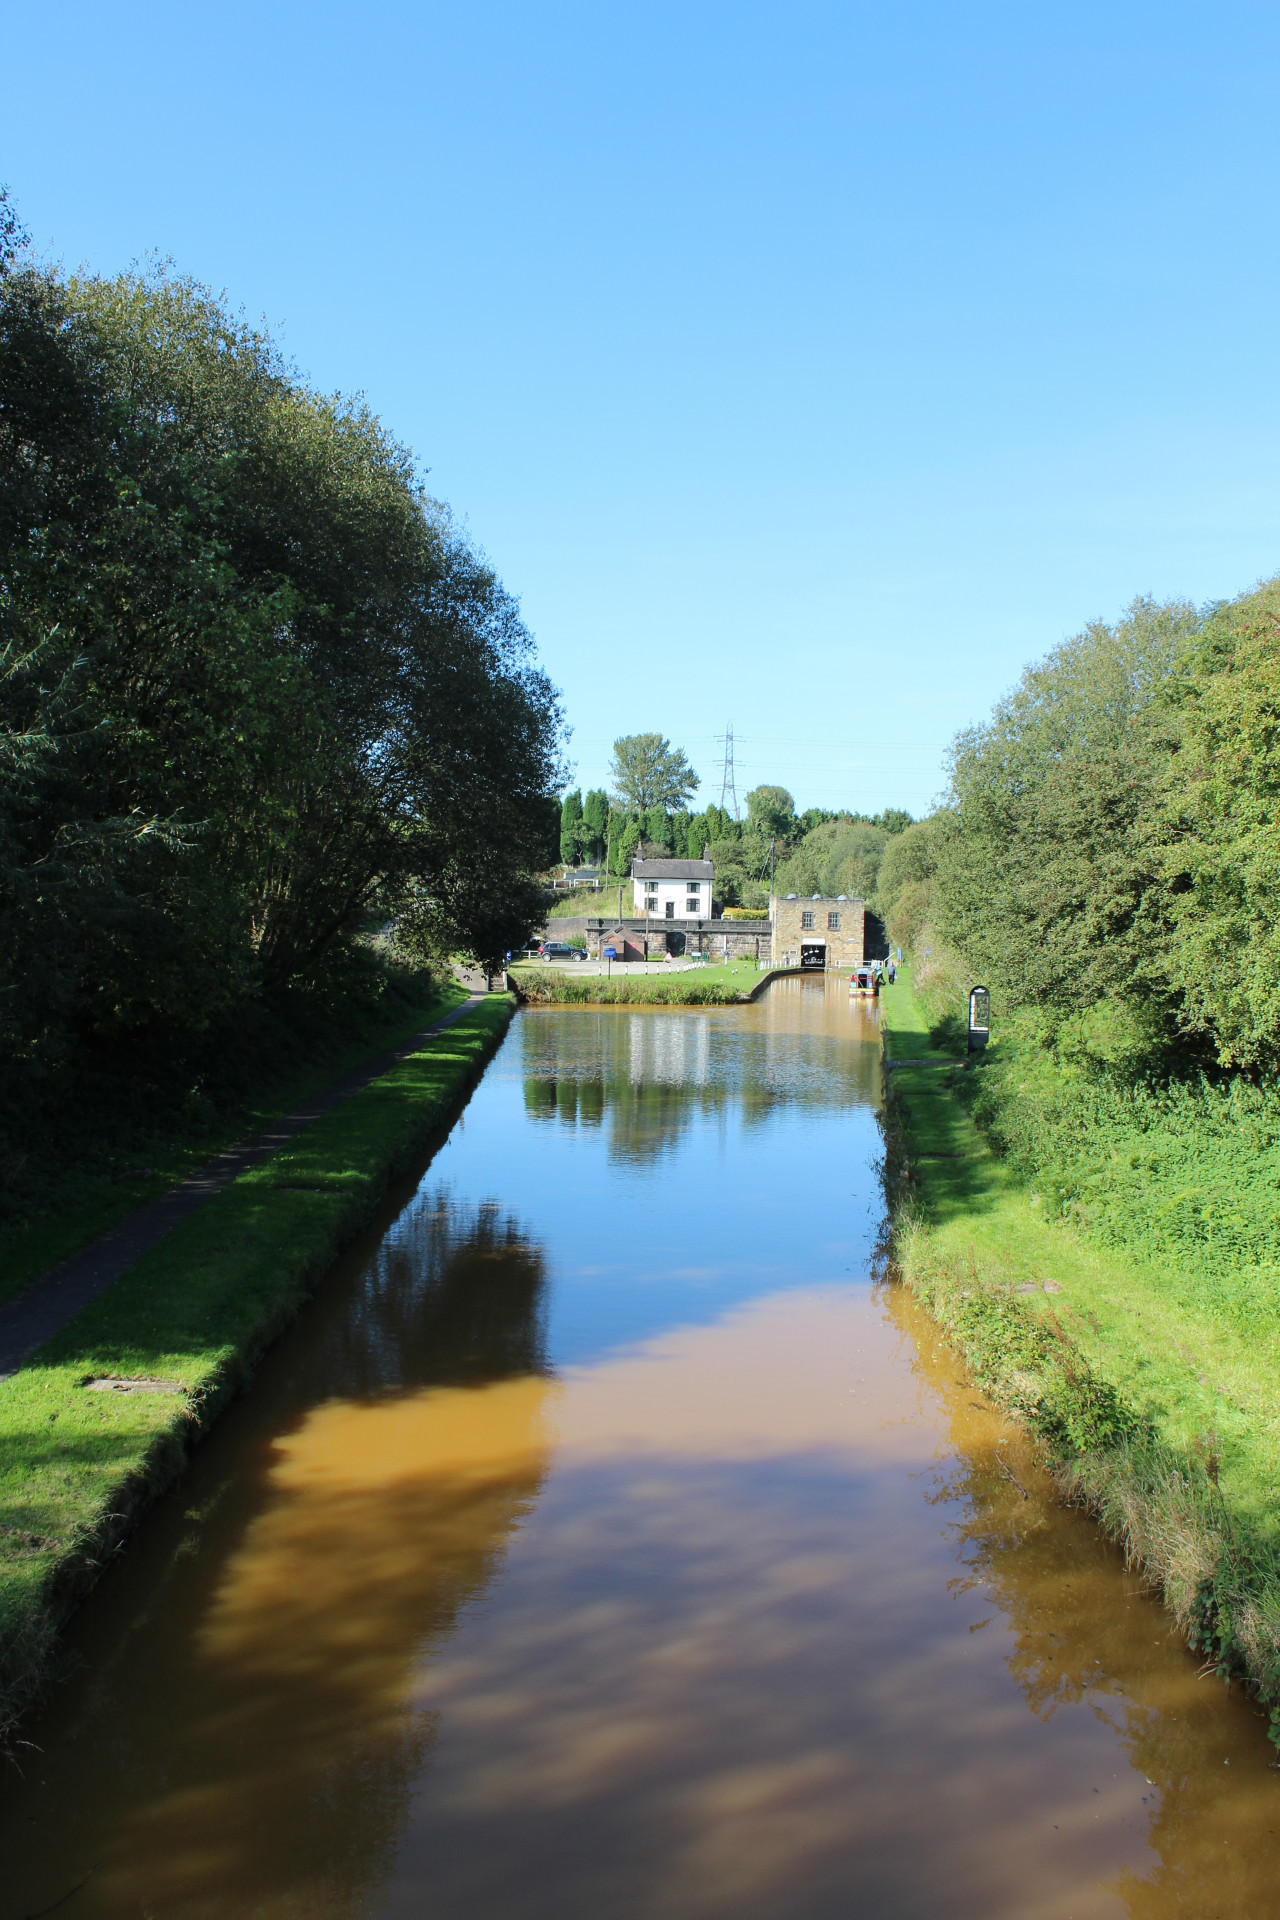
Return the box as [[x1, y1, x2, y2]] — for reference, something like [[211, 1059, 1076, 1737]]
[[909, 1373, 1275, 1916], [11, 1200, 555, 1919], [520, 1010, 879, 1164], [90, 1409, 553, 1920], [301, 1195, 551, 1400]]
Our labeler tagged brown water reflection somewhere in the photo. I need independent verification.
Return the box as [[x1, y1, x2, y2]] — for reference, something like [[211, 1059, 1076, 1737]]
[[3, 985, 1279, 1918]]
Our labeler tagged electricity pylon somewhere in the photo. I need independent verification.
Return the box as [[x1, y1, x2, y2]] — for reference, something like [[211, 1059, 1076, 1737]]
[[715, 723, 739, 821]]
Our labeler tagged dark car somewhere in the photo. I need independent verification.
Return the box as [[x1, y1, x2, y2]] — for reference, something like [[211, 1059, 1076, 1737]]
[[538, 941, 587, 962]]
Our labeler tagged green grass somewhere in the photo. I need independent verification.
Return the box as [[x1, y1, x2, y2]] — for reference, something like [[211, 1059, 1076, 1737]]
[[510, 956, 775, 1004], [0, 995, 513, 1741], [544, 887, 630, 918], [0, 980, 466, 1309], [881, 964, 1280, 1736]]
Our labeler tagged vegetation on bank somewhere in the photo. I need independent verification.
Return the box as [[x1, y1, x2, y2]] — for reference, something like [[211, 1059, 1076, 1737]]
[[873, 581, 1280, 1073], [0, 964, 464, 1309], [882, 963, 1280, 1741], [0, 190, 562, 1209], [870, 580, 1280, 1747], [511, 958, 771, 1005], [0, 994, 514, 1743]]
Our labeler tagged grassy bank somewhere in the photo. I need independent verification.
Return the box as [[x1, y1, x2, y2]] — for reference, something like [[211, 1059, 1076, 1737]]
[[1, 969, 466, 1311], [881, 965, 1280, 1739], [512, 958, 772, 1004], [0, 995, 514, 1741], [544, 888, 629, 918]]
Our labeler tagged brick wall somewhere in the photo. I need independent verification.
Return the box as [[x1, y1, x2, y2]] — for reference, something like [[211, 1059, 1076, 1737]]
[[769, 897, 866, 969]]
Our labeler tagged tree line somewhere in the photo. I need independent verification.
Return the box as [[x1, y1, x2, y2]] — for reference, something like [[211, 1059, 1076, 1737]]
[[558, 732, 914, 910], [0, 194, 562, 1144], [873, 580, 1280, 1070]]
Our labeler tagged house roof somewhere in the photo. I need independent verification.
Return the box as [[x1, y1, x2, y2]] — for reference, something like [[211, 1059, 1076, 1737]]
[[631, 857, 714, 881]]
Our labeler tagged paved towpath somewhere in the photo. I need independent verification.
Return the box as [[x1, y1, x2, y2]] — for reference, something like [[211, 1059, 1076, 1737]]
[[0, 993, 488, 1382]]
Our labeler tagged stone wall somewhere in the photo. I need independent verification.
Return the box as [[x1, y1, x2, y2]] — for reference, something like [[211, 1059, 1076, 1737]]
[[769, 896, 866, 969], [532, 916, 771, 962]]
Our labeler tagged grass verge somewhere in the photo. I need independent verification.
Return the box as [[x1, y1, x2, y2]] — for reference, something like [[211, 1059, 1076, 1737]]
[[0, 975, 466, 1310], [880, 965, 1280, 1743], [511, 959, 775, 1005], [0, 994, 514, 1743]]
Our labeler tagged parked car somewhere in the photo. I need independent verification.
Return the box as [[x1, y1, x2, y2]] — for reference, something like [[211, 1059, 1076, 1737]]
[[538, 941, 587, 962]]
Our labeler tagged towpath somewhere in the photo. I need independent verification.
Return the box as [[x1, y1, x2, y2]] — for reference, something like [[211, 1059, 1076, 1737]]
[[0, 993, 487, 1381]]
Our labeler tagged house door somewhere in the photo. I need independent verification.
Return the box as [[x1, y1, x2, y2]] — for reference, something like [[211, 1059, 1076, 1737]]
[[800, 942, 827, 970], [665, 901, 674, 918]]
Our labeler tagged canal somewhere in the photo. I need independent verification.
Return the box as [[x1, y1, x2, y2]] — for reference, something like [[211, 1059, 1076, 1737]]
[[3, 978, 1277, 1918]]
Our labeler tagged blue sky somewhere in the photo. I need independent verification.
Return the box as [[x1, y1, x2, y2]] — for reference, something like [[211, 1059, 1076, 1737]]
[[6, 2, 1280, 816]]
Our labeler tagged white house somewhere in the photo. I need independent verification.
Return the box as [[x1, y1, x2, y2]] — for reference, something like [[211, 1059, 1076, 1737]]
[[630, 854, 714, 919]]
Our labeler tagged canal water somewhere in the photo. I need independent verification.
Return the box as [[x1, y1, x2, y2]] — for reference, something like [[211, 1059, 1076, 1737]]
[[3, 978, 1278, 1919]]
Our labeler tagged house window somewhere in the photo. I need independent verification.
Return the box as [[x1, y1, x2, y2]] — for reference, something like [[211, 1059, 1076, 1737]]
[[686, 881, 701, 893], [686, 898, 700, 915], [801, 911, 814, 930], [828, 912, 840, 930]]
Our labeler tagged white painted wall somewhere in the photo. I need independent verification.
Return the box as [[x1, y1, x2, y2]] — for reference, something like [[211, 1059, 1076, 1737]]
[[631, 877, 709, 918]]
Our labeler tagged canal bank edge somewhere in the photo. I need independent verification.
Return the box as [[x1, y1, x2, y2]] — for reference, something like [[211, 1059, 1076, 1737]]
[[0, 980, 473, 1315], [0, 995, 516, 1745], [878, 967, 1280, 1748], [508, 963, 805, 1005]]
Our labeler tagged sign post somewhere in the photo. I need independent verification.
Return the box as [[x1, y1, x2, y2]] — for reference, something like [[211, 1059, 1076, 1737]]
[[968, 986, 991, 1052]]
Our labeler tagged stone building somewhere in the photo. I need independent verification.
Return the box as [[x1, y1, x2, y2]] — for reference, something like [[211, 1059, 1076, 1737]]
[[770, 894, 866, 970]]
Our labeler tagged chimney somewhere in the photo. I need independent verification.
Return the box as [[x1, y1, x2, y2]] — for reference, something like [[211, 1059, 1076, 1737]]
[[703, 844, 710, 862]]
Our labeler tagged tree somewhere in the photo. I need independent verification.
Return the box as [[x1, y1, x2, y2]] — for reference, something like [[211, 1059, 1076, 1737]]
[[530, 795, 562, 871], [0, 238, 566, 1131], [875, 807, 915, 836], [873, 814, 953, 955], [934, 596, 1197, 1014], [644, 806, 673, 851], [618, 817, 643, 874], [1163, 576, 1280, 1064], [0, 186, 27, 276], [775, 818, 889, 901], [560, 790, 583, 866], [605, 806, 632, 875], [609, 733, 698, 813], [582, 788, 608, 862], [745, 785, 796, 844]]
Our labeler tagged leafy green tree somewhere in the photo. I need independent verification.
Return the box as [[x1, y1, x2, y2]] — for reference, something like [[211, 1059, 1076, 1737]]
[[874, 818, 940, 916], [560, 790, 583, 866], [873, 814, 953, 955], [1162, 577, 1280, 1064], [875, 807, 915, 836], [609, 733, 698, 813], [0, 186, 27, 274], [935, 596, 1197, 1014], [605, 806, 633, 875], [0, 237, 565, 1119], [530, 796, 562, 871], [582, 788, 609, 862], [745, 785, 796, 844], [644, 806, 673, 851], [618, 817, 643, 874], [776, 818, 889, 900]]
